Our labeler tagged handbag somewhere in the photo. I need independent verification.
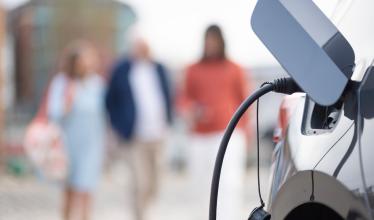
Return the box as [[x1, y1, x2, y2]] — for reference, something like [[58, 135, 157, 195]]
[[23, 81, 68, 183]]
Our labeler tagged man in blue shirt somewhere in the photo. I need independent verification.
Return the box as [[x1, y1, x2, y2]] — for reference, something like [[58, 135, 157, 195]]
[[105, 37, 173, 220]]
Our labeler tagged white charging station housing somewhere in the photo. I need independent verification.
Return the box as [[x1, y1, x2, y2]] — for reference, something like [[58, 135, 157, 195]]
[[251, 0, 355, 106]]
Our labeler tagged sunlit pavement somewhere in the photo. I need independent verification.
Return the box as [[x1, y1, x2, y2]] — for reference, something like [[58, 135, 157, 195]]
[[0, 164, 270, 220]]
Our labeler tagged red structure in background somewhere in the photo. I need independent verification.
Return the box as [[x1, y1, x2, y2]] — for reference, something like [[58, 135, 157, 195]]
[[0, 6, 5, 168]]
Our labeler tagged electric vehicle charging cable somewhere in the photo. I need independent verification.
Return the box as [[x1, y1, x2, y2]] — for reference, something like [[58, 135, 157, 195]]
[[209, 77, 302, 220]]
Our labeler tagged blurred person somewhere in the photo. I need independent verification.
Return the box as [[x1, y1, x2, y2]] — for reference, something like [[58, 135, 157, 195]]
[[47, 41, 106, 220], [180, 24, 252, 220], [105, 37, 172, 220]]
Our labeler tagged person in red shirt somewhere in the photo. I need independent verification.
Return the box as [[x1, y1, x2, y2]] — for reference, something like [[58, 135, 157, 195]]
[[180, 24, 253, 219]]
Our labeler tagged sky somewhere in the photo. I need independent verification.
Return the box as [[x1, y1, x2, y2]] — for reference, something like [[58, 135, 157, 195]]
[[120, 0, 338, 67], [1, 0, 340, 68]]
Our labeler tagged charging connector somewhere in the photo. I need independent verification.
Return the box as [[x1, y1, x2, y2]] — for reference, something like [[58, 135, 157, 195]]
[[272, 78, 302, 95], [209, 77, 302, 220]]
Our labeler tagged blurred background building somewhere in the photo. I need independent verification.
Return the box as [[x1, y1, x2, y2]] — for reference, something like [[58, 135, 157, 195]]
[[0, 6, 5, 165], [1, 0, 136, 178], [9, 0, 136, 113]]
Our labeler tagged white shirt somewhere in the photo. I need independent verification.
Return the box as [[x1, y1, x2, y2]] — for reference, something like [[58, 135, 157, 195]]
[[129, 60, 167, 141]]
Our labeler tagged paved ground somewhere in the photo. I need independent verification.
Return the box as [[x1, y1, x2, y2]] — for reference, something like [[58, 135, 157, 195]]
[[1, 117, 274, 220], [0, 163, 270, 220]]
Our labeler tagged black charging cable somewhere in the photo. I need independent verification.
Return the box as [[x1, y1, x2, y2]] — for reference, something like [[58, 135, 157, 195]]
[[256, 98, 265, 208], [209, 77, 301, 220]]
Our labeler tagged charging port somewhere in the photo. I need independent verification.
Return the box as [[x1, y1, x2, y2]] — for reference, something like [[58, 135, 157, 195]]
[[302, 96, 342, 135]]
